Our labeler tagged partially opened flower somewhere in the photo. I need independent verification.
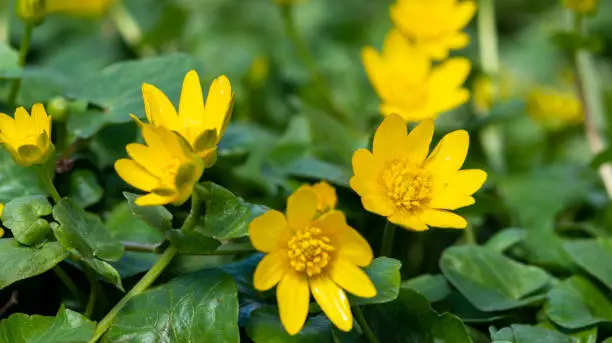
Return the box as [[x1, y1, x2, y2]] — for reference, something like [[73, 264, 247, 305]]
[[527, 87, 583, 130], [249, 187, 376, 335], [114, 124, 204, 206], [362, 30, 470, 122], [351, 114, 487, 231], [134, 70, 234, 168], [299, 181, 337, 214], [390, 0, 476, 60], [0, 104, 53, 167]]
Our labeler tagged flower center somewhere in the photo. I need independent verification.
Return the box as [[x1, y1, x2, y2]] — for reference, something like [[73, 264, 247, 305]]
[[288, 227, 335, 277], [381, 160, 433, 213]]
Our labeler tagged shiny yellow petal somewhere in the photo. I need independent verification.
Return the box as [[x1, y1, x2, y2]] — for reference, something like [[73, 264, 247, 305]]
[[433, 89, 471, 114], [277, 271, 310, 336], [313, 210, 346, 236], [335, 225, 373, 267], [388, 212, 429, 231], [249, 210, 289, 252], [361, 47, 387, 99], [126, 143, 161, 176], [286, 187, 318, 231], [351, 148, 378, 180], [420, 209, 467, 229], [203, 75, 233, 135], [31, 104, 50, 136], [178, 70, 206, 139], [141, 83, 179, 130], [253, 250, 289, 291], [310, 275, 353, 332], [429, 58, 471, 92], [445, 169, 488, 195], [447, 32, 471, 49], [14, 107, 31, 129], [361, 193, 395, 217], [114, 159, 158, 192], [373, 114, 407, 162], [425, 130, 469, 176], [0, 113, 16, 138], [135, 193, 176, 207], [405, 119, 434, 166], [329, 257, 376, 298], [429, 194, 475, 210], [451, 1, 477, 31], [311, 181, 337, 211]]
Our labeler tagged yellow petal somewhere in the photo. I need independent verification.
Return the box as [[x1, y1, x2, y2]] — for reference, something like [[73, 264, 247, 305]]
[[432, 89, 471, 114], [419, 40, 450, 61], [310, 275, 353, 332], [361, 47, 387, 100], [329, 257, 376, 298], [361, 193, 395, 217], [373, 114, 407, 163], [311, 181, 337, 211], [126, 143, 162, 176], [249, 210, 289, 252], [429, 58, 471, 92], [14, 107, 31, 132], [0, 113, 16, 138], [405, 119, 434, 165], [335, 225, 373, 267], [446, 32, 471, 49], [203, 75, 233, 135], [253, 251, 289, 291], [114, 159, 158, 192], [277, 271, 310, 335], [141, 83, 179, 130], [445, 169, 487, 195], [388, 211, 429, 231], [425, 130, 469, 176], [420, 209, 467, 228], [31, 103, 50, 136], [351, 148, 378, 180], [429, 194, 475, 210], [178, 70, 206, 140], [451, 1, 477, 30], [286, 187, 317, 231], [135, 193, 175, 206], [313, 210, 346, 236]]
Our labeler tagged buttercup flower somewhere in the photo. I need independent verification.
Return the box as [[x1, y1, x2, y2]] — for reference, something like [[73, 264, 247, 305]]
[[134, 70, 234, 168], [527, 87, 583, 130], [299, 181, 337, 214], [362, 30, 470, 122], [350, 114, 487, 231], [249, 187, 376, 335], [390, 0, 476, 60], [562, 0, 599, 14], [114, 124, 204, 206], [46, 0, 116, 16], [17, 0, 45, 24], [0, 104, 54, 167]]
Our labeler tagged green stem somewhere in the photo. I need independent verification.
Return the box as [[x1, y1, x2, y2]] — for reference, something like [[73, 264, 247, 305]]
[[353, 306, 380, 343], [380, 221, 396, 257], [122, 241, 159, 253], [36, 165, 61, 204], [52, 266, 85, 305], [7, 23, 33, 107], [278, 4, 349, 124], [109, 1, 154, 57], [81, 265, 101, 319], [464, 225, 477, 245]]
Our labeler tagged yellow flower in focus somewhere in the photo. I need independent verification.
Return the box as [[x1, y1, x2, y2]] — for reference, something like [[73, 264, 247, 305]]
[[362, 30, 471, 122], [390, 0, 477, 60], [527, 87, 584, 130], [249, 188, 376, 335], [45, 0, 116, 16], [0, 104, 54, 167], [562, 0, 599, 14], [114, 124, 204, 206], [351, 114, 487, 231], [134, 70, 234, 168], [299, 181, 337, 213]]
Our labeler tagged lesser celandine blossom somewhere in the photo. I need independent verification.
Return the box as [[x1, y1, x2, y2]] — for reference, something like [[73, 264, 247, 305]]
[[390, 0, 476, 60], [299, 181, 337, 214], [0, 104, 53, 167], [133, 70, 234, 168], [562, 0, 599, 14], [114, 124, 204, 206], [350, 114, 487, 231], [46, 0, 116, 16], [527, 87, 583, 130], [362, 30, 471, 122], [249, 187, 376, 335]]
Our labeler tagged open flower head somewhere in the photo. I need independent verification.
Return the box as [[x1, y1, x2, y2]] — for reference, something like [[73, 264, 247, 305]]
[[249, 188, 376, 335], [299, 181, 337, 214], [115, 124, 204, 207], [527, 87, 583, 130], [351, 114, 487, 231], [0, 104, 53, 167], [362, 30, 470, 122], [391, 0, 476, 60], [134, 70, 234, 168]]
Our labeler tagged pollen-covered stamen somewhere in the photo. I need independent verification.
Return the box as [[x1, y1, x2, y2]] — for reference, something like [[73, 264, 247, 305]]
[[381, 160, 433, 213], [288, 227, 335, 276]]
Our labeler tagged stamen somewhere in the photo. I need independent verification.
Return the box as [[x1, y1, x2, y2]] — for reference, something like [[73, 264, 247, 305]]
[[287, 227, 334, 276]]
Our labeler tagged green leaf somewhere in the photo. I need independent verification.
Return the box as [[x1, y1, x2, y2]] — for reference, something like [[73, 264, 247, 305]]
[[166, 230, 222, 254], [246, 308, 334, 343], [490, 325, 571, 343], [197, 182, 268, 239], [446, 292, 509, 324], [123, 192, 173, 232], [0, 149, 46, 203], [283, 157, 351, 187], [0, 43, 21, 79], [564, 238, 612, 291], [103, 269, 239, 343], [0, 305, 95, 343], [2, 195, 52, 246], [68, 170, 103, 208], [546, 276, 612, 329], [52, 198, 124, 288], [521, 231, 575, 272], [402, 274, 451, 303], [484, 228, 526, 252], [363, 288, 473, 343], [0, 239, 68, 289], [440, 245, 553, 312], [551, 32, 603, 54], [345, 257, 401, 305]]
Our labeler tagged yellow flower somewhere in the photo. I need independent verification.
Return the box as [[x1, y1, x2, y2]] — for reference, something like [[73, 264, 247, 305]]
[[114, 124, 204, 206], [299, 181, 337, 213], [350, 114, 487, 231], [527, 87, 584, 130], [45, 0, 116, 16], [134, 70, 234, 168], [248, 56, 270, 88], [249, 187, 376, 335], [390, 0, 477, 60], [473, 76, 494, 113], [0, 104, 54, 167], [562, 0, 599, 14], [17, 0, 45, 24], [362, 30, 471, 122]]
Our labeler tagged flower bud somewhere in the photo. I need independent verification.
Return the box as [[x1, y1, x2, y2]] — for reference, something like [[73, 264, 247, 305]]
[[47, 96, 69, 122], [17, 0, 46, 25]]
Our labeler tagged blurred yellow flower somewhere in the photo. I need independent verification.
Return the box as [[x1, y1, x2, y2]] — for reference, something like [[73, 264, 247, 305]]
[[248, 56, 270, 88], [0, 104, 54, 167], [115, 124, 204, 206], [562, 0, 599, 14], [46, 0, 116, 16], [17, 0, 45, 24], [299, 181, 337, 213], [249, 187, 376, 335], [527, 87, 584, 130], [390, 0, 476, 60], [362, 30, 471, 122], [0, 203, 4, 238], [134, 70, 234, 168], [473, 76, 494, 113], [351, 114, 486, 231]]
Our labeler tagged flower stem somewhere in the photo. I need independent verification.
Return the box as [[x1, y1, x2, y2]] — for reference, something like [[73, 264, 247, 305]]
[[109, 1, 154, 57], [81, 265, 101, 318], [7, 23, 33, 107], [52, 265, 85, 305], [36, 165, 61, 204], [122, 241, 159, 253], [353, 306, 380, 343], [380, 221, 396, 257], [464, 224, 477, 245]]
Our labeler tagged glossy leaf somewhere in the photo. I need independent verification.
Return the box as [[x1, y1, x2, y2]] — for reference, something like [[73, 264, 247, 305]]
[[564, 238, 612, 291], [349, 257, 401, 305], [490, 325, 571, 343], [68, 170, 103, 208], [246, 308, 334, 343], [2, 195, 52, 246], [484, 228, 526, 252], [402, 274, 451, 303], [0, 43, 21, 79], [0, 239, 68, 289], [0, 149, 46, 203], [166, 230, 221, 254]]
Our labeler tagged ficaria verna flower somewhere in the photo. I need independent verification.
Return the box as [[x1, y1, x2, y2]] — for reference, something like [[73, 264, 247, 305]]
[[350, 114, 487, 231], [0, 104, 54, 167], [527, 87, 583, 130], [299, 181, 337, 214], [45, 0, 116, 16], [249, 187, 376, 335], [362, 30, 470, 122], [133, 70, 234, 168], [562, 0, 599, 14], [114, 124, 204, 206], [390, 0, 476, 60]]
